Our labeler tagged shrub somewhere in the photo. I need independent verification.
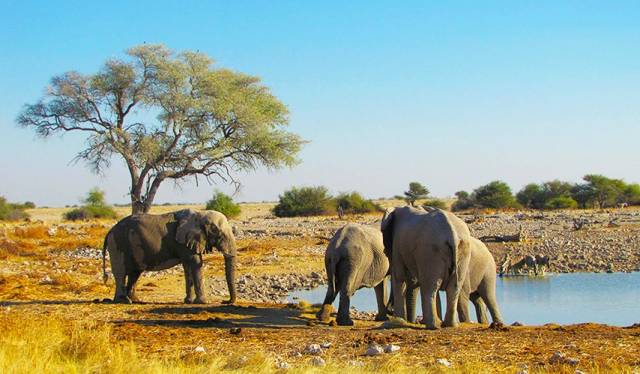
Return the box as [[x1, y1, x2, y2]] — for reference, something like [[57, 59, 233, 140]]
[[205, 191, 241, 218], [545, 196, 578, 209], [64, 188, 117, 221], [451, 191, 474, 211], [403, 182, 429, 206], [0, 197, 30, 221], [423, 199, 448, 210], [335, 192, 382, 214], [273, 186, 335, 217], [471, 181, 519, 209]]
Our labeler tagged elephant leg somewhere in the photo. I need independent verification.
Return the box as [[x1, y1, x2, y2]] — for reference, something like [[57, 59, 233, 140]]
[[419, 283, 441, 330], [471, 293, 489, 324], [479, 283, 503, 324], [126, 270, 142, 303], [442, 284, 461, 328], [457, 290, 471, 323], [391, 263, 409, 320], [188, 255, 208, 304], [109, 247, 130, 304], [336, 260, 355, 326], [317, 259, 338, 321], [405, 283, 419, 323], [373, 279, 389, 321], [182, 263, 195, 304]]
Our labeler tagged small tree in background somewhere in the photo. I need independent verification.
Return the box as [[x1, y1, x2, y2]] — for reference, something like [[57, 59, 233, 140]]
[[545, 196, 578, 209], [423, 199, 448, 210], [205, 191, 241, 219], [516, 183, 544, 209], [451, 190, 474, 211], [471, 180, 518, 209], [623, 183, 640, 205], [403, 182, 429, 206], [582, 174, 626, 208], [64, 188, 117, 221], [273, 186, 335, 217], [0, 197, 30, 221], [335, 192, 382, 214]]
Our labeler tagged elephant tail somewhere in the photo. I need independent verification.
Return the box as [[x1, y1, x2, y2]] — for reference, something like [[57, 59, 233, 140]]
[[325, 254, 338, 297], [102, 231, 111, 284], [446, 235, 469, 287]]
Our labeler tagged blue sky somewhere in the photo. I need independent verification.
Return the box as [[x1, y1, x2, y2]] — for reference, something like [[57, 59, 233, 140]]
[[1, 1, 639, 206]]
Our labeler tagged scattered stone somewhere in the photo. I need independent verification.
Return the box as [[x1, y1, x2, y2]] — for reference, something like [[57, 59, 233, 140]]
[[310, 357, 325, 367], [194, 346, 206, 353], [549, 352, 579, 366], [436, 358, 452, 368], [304, 344, 323, 355], [365, 344, 384, 356], [384, 344, 400, 353], [276, 361, 290, 369], [511, 321, 524, 326], [320, 342, 332, 349], [348, 360, 365, 367], [229, 327, 242, 335]]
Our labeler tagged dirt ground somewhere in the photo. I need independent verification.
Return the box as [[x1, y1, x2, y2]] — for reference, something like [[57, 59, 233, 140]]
[[1, 203, 640, 372]]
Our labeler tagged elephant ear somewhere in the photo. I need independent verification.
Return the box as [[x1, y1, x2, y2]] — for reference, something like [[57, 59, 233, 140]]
[[175, 210, 204, 253], [380, 208, 395, 258]]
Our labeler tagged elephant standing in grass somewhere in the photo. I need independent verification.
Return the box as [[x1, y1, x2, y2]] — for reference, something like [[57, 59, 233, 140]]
[[317, 224, 389, 326], [381, 206, 471, 329], [103, 209, 237, 304], [457, 237, 503, 324]]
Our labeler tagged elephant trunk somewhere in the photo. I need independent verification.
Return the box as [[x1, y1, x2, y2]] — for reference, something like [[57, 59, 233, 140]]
[[224, 255, 237, 304]]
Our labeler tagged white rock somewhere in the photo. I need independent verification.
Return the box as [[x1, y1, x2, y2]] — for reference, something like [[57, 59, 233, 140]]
[[310, 357, 325, 367], [384, 344, 400, 353], [348, 360, 364, 367], [365, 344, 384, 356], [305, 344, 323, 355], [194, 346, 206, 353], [436, 358, 452, 368], [320, 342, 332, 349], [276, 361, 290, 369]]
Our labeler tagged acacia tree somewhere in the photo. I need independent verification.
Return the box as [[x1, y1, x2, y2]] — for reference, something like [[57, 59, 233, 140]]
[[18, 45, 304, 214], [403, 182, 429, 206]]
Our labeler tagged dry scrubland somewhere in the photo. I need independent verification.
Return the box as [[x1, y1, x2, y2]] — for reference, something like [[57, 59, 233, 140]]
[[1, 202, 640, 373]]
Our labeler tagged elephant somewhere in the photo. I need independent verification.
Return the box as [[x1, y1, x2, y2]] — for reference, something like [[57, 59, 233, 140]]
[[457, 237, 503, 324], [102, 209, 237, 304], [535, 254, 550, 275], [316, 223, 389, 326], [381, 206, 472, 329]]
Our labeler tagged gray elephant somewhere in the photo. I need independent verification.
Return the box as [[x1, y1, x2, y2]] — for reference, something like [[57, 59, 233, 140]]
[[102, 209, 237, 304], [457, 237, 503, 324], [381, 206, 471, 329], [317, 223, 389, 326]]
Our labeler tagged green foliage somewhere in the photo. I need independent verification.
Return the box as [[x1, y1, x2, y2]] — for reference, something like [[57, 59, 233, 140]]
[[623, 183, 640, 205], [517, 180, 574, 210], [471, 181, 518, 209], [335, 192, 382, 214], [403, 182, 429, 206], [423, 199, 448, 210], [0, 197, 30, 221], [205, 191, 241, 218], [544, 196, 578, 210], [582, 174, 627, 208], [516, 183, 544, 209], [18, 44, 305, 214], [273, 186, 335, 217], [64, 188, 117, 221], [23, 201, 36, 209], [451, 191, 474, 211]]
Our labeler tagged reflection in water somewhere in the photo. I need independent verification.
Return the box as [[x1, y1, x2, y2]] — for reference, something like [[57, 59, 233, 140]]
[[287, 273, 640, 326]]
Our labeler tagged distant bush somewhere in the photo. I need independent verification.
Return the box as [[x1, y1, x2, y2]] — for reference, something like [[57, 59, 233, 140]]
[[205, 191, 241, 219], [64, 188, 117, 221], [451, 191, 474, 211], [545, 196, 578, 210], [273, 186, 335, 217], [0, 197, 30, 221], [471, 181, 519, 209], [423, 199, 448, 210], [23, 201, 36, 209], [335, 192, 382, 214]]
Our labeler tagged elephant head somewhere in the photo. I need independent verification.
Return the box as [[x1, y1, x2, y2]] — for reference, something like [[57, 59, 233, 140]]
[[175, 209, 237, 303]]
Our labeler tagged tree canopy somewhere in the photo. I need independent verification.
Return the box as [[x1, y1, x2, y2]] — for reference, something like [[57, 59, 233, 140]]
[[403, 182, 429, 206], [18, 44, 305, 214]]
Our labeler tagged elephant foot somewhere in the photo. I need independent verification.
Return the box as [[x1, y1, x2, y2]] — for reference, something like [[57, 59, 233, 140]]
[[336, 316, 354, 326], [129, 295, 142, 303], [221, 298, 236, 305], [192, 297, 208, 304], [316, 304, 334, 322], [113, 295, 132, 304], [184, 297, 195, 304], [374, 313, 389, 322], [442, 320, 459, 328]]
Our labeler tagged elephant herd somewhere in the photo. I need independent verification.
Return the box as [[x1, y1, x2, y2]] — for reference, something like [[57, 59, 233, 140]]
[[318, 206, 503, 328], [101, 206, 503, 329]]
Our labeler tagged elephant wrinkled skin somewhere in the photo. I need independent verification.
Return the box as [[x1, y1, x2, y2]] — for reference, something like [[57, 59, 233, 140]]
[[102, 209, 237, 304], [381, 206, 471, 329], [317, 224, 390, 326]]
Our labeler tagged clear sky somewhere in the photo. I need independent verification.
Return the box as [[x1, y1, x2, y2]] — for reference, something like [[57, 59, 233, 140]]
[[1, 1, 639, 206]]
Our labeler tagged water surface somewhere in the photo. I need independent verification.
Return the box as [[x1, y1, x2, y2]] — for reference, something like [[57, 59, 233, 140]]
[[288, 272, 640, 326]]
